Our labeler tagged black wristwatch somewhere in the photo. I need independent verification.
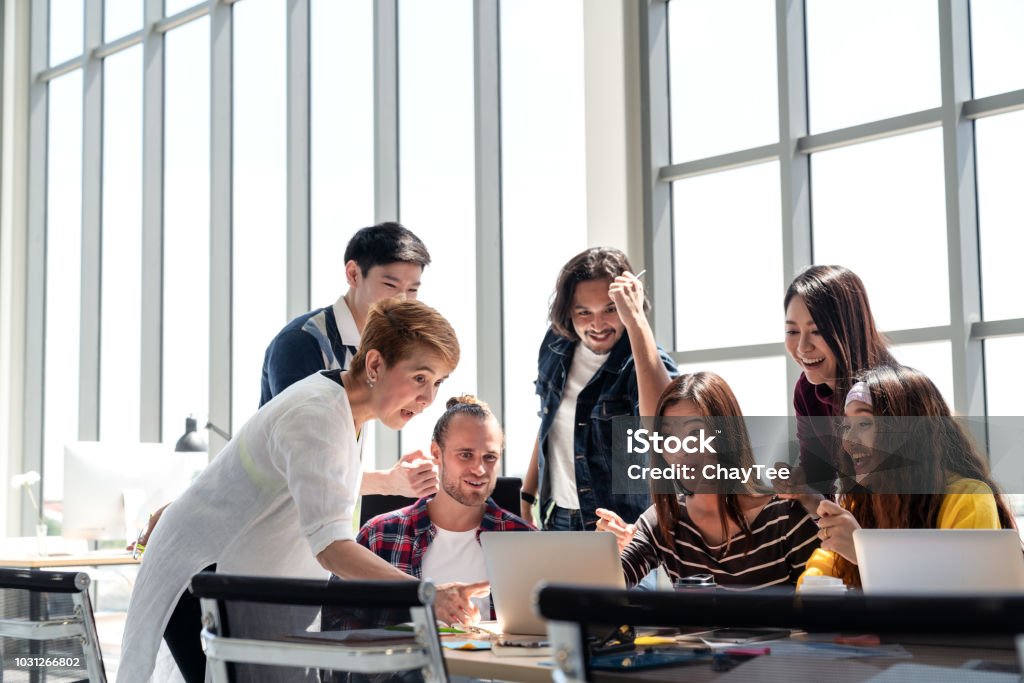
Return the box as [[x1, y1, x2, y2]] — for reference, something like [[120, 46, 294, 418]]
[[520, 490, 537, 505]]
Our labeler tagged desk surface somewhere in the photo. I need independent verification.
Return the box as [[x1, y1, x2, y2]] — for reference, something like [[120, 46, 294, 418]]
[[0, 550, 140, 569], [444, 646, 553, 683], [444, 636, 1018, 683]]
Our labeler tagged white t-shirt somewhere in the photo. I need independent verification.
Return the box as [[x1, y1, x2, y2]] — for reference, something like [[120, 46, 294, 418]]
[[118, 372, 364, 683], [421, 527, 490, 616], [547, 343, 608, 508]]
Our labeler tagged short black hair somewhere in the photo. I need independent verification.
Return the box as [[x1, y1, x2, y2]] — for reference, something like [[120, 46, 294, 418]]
[[344, 222, 431, 276]]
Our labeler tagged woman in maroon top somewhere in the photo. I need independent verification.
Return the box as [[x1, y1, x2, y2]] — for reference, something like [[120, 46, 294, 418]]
[[783, 266, 895, 495]]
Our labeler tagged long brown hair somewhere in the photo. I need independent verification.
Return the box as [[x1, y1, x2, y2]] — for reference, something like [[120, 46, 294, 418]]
[[833, 364, 1016, 587], [784, 265, 895, 414], [651, 372, 764, 555], [548, 247, 649, 341]]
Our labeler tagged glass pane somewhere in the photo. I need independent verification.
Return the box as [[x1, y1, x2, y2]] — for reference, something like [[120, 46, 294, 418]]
[[100, 45, 142, 442], [501, 0, 587, 477], [233, 0, 286, 424], [811, 128, 949, 330], [49, 0, 83, 66], [986, 337, 1024, 417], [310, 0, 375, 306], [164, 0, 202, 18], [398, 0, 476, 457], [890, 340, 954, 409], [806, 0, 940, 133], [104, 0, 143, 42], [976, 110, 1024, 321], [163, 19, 210, 443], [668, 0, 778, 162], [672, 162, 783, 351], [676, 356, 789, 417], [43, 72, 83, 503], [970, 0, 1024, 99]]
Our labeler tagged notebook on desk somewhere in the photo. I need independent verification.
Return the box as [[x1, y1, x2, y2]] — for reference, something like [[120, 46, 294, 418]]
[[854, 529, 1024, 595], [480, 531, 624, 636]]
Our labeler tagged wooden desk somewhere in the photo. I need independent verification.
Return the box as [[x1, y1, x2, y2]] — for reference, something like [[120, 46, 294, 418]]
[[0, 551, 140, 569], [444, 646, 553, 683]]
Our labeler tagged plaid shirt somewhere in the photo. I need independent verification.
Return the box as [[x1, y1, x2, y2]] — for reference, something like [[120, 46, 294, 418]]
[[357, 495, 535, 579]]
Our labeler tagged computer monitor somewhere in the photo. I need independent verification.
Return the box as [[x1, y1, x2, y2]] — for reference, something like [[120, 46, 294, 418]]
[[62, 442, 207, 541]]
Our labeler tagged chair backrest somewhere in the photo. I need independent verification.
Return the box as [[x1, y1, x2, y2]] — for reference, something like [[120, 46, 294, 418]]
[[359, 476, 523, 527], [0, 567, 106, 682], [191, 572, 448, 683]]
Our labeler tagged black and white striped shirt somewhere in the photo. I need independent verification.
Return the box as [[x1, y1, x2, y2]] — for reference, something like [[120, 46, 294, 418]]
[[620, 496, 820, 590]]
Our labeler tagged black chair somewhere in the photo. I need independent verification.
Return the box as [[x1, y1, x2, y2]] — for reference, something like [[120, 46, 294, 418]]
[[191, 572, 447, 683], [359, 476, 522, 527], [0, 567, 106, 682]]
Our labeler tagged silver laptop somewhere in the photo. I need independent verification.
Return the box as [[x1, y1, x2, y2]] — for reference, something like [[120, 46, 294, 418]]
[[853, 529, 1024, 595], [480, 531, 625, 635]]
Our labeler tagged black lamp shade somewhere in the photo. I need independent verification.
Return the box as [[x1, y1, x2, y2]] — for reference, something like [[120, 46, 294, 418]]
[[175, 416, 208, 452]]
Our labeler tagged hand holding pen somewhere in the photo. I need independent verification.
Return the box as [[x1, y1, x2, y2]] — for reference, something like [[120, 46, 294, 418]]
[[608, 269, 647, 328]]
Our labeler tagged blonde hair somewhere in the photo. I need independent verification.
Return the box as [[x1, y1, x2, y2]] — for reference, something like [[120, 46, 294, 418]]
[[349, 299, 460, 377]]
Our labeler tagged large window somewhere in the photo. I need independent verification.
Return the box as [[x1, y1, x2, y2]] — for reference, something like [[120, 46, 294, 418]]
[[653, 0, 1024, 432]]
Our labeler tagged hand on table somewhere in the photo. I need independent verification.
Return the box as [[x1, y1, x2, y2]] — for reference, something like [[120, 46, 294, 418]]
[[434, 581, 491, 626]]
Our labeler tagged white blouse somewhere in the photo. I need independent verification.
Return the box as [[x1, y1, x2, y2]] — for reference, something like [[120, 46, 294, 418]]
[[118, 372, 364, 682]]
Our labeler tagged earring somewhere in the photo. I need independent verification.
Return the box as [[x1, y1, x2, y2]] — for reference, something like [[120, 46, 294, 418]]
[[366, 377, 375, 389]]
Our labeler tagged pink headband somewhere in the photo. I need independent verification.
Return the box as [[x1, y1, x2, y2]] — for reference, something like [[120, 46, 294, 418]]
[[845, 381, 873, 408]]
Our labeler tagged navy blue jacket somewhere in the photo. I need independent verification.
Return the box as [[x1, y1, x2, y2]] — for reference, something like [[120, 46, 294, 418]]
[[535, 328, 677, 529]]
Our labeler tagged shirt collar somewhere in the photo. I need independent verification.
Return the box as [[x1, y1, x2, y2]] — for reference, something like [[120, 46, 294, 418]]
[[333, 295, 362, 346]]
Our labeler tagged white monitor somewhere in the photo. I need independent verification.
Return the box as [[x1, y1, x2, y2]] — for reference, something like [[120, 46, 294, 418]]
[[62, 442, 206, 541]]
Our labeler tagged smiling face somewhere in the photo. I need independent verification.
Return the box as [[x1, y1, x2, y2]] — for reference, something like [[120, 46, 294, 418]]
[[571, 278, 625, 354], [433, 413, 503, 508], [366, 347, 451, 430], [784, 295, 838, 389], [347, 260, 423, 316], [841, 400, 880, 483]]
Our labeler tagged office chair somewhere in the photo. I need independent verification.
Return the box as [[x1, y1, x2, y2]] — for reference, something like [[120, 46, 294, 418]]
[[191, 572, 447, 683], [0, 567, 106, 682], [359, 476, 523, 527]]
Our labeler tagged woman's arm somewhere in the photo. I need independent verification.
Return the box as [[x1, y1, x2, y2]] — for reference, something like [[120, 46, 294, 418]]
[[609, 273, 671, 418]]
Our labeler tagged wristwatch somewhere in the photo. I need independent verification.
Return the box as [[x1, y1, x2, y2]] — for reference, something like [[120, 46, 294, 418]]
[[520, 490, 537, 505]]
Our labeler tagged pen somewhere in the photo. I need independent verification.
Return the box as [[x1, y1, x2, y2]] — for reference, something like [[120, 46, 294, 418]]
[[634, 269, 647, 280]]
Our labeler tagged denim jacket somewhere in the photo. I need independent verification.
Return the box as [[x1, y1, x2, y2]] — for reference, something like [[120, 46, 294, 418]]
[[535, 328, 678, 529]]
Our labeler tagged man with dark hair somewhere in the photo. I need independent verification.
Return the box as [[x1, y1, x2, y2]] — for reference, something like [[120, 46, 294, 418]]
[[260, 221, 431, 405], [520, 247, 678, 531]]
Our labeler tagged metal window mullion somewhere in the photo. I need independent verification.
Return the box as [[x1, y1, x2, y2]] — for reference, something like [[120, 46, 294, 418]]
[[473, 0, 504, 457], [938, 0, 984, 419], [209, 0, 233, 455], [78, 0, 103, 441], [776, 0, 811, 420], [286, 0, 310, 319], [23, 0, 49, 533], [638, 0, 674, 349], [140, 0, 166, 442], [373, 0, 400, 467]]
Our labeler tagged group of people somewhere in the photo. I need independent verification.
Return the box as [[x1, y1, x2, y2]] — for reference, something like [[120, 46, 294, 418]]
[[118, 223, 1015, 683]]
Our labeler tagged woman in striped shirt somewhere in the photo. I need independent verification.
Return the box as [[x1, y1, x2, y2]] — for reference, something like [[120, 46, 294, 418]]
[[597, 372, 820, 589]]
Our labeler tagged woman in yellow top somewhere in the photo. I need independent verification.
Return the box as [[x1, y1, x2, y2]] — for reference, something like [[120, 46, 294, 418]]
[[800, 364, 1015, 587]]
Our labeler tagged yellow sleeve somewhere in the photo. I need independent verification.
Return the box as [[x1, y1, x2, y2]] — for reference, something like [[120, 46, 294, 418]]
[[796, 548, 839, 590], [938, 479, 1000, 530]]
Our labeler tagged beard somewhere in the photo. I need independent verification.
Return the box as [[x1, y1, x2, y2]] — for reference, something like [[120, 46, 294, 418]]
[[441, 470, 494, 507]]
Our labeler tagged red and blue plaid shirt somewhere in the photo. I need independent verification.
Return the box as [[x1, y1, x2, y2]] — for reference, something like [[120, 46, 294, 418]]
[[357, 495, 535, 579]]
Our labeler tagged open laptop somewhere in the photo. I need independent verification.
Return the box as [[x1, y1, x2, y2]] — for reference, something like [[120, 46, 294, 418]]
[[854, 529, 1024, 595], [480, 531, 625, 635]]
